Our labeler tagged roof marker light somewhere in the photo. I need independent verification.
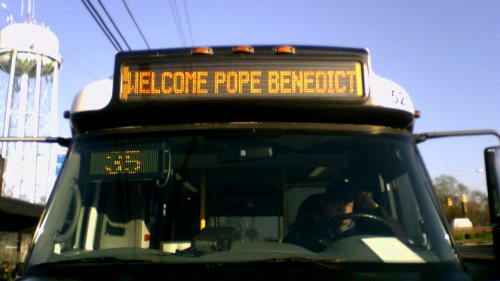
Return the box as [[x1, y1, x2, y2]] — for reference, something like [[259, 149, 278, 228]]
[[273, 46, 295, 54], [191, 47, 213, 55], [232, 46, 254, 54]]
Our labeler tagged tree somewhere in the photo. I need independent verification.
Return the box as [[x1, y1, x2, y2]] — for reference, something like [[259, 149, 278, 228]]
[[433, 174, 489, 226]]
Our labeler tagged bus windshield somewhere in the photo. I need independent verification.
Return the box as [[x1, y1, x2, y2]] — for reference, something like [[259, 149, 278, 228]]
[[26, 124, 457, 268]]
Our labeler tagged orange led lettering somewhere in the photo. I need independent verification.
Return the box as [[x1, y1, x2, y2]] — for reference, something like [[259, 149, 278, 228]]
[[335, 71, 346, 93], [215, 72, 225, 94], [120, 63, 363, 99], [185, 72, 197, 94], [161, 72, 172, 94], [121, 66, 131, 99], [150, 72, 161, 94], [303, 71, 314, 93], [291, 71, 303, 93], [250, 71, 261, 94], [280, 71, 291, 94], [139, 72, 150, 94], [315, 71, 327, 93], [355, 63, 363, 96], [238, 71, 250, 93], [133, 71, 139, 94], [173, 72, 184, 94], [268, 71, 279, 94], [105, 151, 142, 175], [346, 71, 356, 94], [197, 71, 208, 94], [226, 71, 238, 94], [327, 71, 335, 93]]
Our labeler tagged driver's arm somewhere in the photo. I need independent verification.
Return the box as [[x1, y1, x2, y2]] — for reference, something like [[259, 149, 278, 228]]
[[354, 192, 407, 240]]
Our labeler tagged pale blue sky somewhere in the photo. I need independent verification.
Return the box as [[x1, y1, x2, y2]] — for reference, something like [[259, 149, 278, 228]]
[[2, 0, 499, 192]]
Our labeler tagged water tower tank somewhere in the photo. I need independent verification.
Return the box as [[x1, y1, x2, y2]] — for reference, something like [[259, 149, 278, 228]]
[[0, 22, 62, 204], [0, 23, 60, 76]]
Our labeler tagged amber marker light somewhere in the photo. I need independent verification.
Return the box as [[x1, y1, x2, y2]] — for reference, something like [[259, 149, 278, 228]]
[[414, 110, 421, 118], [273, 46, 296, 54], [232, 46, 255, 54], [191, 47, 214, 55]]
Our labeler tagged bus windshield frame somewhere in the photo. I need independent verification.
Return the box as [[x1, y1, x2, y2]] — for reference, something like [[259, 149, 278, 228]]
[[26, 123, 458, 272]]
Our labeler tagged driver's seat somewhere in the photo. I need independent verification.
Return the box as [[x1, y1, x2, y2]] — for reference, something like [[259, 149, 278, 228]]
[[284, 193, 323, 247]]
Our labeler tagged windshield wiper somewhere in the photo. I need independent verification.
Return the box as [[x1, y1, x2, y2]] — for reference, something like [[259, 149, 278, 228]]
[[34, 257, 153, 268], [261, 257, 346, 269]]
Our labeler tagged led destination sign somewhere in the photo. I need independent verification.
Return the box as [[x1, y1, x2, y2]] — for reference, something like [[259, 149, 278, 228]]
[[120, 61, 364, 101], [88, 148, 163, 179]]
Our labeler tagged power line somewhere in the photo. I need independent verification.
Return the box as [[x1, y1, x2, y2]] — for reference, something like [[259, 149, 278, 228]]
[[97, 0, 131, 51], [60, 51, 99, 80], [169, 0, 186, 46], [182, 0, 194, 46], [81, 0, 123, 52], [122, 0, 150, 49], [82, 0, 195, 50]]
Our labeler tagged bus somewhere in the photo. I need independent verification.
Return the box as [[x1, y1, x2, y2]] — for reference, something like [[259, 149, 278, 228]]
[[18, 46, 500, 280]]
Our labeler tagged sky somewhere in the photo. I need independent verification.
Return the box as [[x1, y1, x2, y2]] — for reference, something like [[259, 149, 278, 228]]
[[1, 0, 499, 194]]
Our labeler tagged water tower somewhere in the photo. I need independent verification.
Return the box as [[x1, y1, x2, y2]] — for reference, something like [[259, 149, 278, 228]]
[[0, 1, 61, 204]]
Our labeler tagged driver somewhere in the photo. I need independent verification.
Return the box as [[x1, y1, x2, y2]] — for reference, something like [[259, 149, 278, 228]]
[[286, 179, 385, 252], [307, 180, 356, 251]]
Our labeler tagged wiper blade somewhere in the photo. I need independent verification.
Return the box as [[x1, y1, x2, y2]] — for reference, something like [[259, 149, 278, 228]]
[[35, 257, 153, 268], [261, 257, 346, 269]]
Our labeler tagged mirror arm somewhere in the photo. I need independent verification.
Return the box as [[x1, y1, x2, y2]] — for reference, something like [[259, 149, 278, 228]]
[[414, 129, 500, 144], [0, 137, 72, 147]]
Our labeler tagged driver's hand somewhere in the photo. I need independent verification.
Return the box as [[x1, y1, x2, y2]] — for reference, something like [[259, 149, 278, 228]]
[[355, 192, 379, 211]]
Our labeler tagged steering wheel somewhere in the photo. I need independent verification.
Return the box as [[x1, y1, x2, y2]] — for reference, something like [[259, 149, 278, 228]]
[[317, 212, 397, 243]]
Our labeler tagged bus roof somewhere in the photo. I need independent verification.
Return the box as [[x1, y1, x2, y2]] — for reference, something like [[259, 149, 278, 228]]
[[69, 46, 416, 133]]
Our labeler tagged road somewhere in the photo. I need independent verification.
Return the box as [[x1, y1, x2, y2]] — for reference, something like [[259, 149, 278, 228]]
[[457, 244, 500, 281]]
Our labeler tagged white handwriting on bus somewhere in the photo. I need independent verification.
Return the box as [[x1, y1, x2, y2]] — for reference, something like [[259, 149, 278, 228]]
[[391, 90, 406, 105]]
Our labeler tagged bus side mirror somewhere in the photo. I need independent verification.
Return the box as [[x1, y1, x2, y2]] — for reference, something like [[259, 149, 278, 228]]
[[485, 146, 500, 260]]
